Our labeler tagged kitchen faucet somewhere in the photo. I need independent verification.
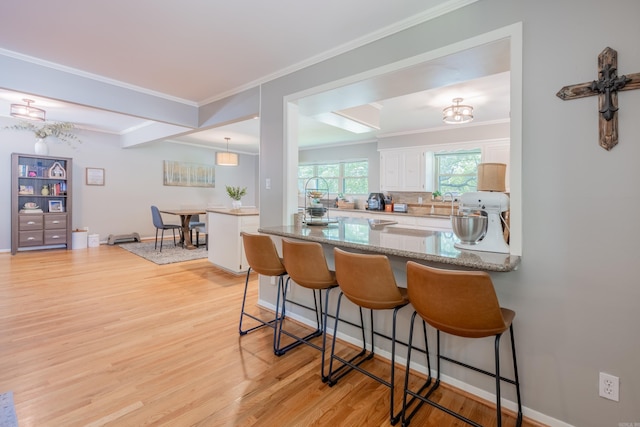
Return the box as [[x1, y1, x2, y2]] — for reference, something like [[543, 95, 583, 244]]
[[443, 192, 456, 215]]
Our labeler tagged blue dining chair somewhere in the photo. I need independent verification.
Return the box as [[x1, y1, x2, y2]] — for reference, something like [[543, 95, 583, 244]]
[[150, 206, 182, 251], [189, 214, 206, 247]]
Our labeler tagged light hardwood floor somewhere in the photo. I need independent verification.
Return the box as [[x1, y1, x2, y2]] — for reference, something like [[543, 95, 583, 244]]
[[0, 245, 542, 426]]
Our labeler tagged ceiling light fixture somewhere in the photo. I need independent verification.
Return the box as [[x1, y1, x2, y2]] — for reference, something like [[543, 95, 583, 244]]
[[443, 98, 473, 124], [216, 137, 239, 166], [10, 99, 46, 122]]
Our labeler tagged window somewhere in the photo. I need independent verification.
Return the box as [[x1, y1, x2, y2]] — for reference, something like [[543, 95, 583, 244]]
[[298, 160, 368, 196], [434, 150, 481, 194]]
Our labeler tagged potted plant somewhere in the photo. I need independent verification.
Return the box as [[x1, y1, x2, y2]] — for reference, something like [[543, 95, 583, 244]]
[[431, 190, 442, 201], [226, 185, 247, 209]]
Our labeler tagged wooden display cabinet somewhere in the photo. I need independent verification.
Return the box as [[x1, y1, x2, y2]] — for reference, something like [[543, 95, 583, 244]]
[[11, 153, 73, 255]]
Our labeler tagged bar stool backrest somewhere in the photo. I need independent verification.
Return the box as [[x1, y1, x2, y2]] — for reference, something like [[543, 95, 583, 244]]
[[406, 261, 508, 338], [242, 233, 286, 276], [334, 248, 407, 310], [282, 239, 336, 289]]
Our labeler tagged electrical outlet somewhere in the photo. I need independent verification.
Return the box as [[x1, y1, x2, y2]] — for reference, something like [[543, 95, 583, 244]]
[[270, 276, 276, 285], [599, 372, 619, 401], [418, 197, 423, 204]]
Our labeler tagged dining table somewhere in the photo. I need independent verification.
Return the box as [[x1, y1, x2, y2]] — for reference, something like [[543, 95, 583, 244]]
[[160, 208, 206, 250]]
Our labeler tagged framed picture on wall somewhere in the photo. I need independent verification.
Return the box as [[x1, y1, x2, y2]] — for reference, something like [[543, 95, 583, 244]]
[[48, 200, 64, 213], [86, 167, 105, 186]]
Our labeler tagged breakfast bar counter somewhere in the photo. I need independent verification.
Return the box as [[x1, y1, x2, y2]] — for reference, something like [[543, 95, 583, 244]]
[[259, 217, 520, 273]]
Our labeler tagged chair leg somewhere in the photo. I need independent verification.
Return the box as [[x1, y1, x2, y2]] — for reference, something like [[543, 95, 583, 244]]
[[273, 280, 324, 356], [238, 267, 281, 335], [327, 293, 372, 386], [495, 334, 503, 427], [154, 228, 159, 250], [510, 325, 523, 427], [160, 229, 165, 252], [402, 313, 435, 427]]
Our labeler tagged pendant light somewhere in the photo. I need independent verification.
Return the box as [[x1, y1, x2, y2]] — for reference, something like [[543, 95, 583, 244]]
[[216, 137, 239, 166], [10, 99, 46, 122]]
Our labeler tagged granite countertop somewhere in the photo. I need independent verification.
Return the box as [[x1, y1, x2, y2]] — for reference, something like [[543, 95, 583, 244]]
[[207, 207, 260, 216], [259, 217, 520, 272]]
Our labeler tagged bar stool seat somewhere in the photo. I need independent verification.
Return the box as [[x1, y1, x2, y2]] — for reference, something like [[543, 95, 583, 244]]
[[238, 233, 286, 338], [402, 261, 523, 427], [275, 239, 338, 381], [329, 248, 423, 425]]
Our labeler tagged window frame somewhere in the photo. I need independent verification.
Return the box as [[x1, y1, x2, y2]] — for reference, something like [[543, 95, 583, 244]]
[[298, 159, 369, 196]]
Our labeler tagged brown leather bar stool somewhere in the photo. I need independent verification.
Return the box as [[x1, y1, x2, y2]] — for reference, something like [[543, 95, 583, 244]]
[[329, 248, 419, 425], [403, 261, 523, 427], [238, 233, 286, 338], [276, 239, 338, 380]]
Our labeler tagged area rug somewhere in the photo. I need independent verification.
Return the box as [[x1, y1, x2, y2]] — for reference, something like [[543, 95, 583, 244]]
[[118, 239, 207, 265], [0, 392, 18, 427]]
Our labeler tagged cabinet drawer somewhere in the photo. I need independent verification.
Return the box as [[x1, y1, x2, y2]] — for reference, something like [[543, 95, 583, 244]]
[[44, 229, 67, 244], [20, 231, 44, 246], [45, 214, 67, 229], [19, 215, 44, 230]]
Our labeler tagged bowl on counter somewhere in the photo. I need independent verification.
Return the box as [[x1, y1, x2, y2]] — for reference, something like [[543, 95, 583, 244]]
[[451, 214, 487, 244]]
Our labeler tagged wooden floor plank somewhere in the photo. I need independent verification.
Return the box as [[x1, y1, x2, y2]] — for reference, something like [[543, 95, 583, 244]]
[[0, 245, 544, 426]]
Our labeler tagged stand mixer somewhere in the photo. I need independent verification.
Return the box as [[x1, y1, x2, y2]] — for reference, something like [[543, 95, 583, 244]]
[[454, 191, 510, 254]]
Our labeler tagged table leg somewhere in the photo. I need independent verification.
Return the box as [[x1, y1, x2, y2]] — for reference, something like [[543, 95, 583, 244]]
[[180, 214, 197, 249]]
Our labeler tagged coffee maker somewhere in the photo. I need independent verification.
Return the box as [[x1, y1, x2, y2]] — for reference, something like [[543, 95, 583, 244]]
[[366, 193, 385, 211]]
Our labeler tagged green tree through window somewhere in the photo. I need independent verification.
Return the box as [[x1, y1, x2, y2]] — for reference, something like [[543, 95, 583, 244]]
[[434, 150, 481, 194]]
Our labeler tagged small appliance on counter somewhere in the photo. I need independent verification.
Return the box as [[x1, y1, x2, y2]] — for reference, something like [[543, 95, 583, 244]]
[[393, 203, 408, 213], [451, 191, 510, 253], [366, 193, 385, 211]]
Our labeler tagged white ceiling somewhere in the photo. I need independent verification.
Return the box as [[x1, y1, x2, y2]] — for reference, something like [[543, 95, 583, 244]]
[[0, 0, 509, 153]]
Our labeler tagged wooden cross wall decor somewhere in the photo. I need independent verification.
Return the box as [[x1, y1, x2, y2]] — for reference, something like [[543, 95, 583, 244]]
[[556, 47, 640, 151]]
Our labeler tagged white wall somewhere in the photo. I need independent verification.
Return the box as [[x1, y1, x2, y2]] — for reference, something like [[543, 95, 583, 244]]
[[257, 1, 640, 426], [0, 118, 258, 248], [2, 1, 640, 425]]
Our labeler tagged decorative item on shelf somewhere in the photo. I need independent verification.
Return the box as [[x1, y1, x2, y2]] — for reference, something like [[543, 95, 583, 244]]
[[442, 98, 474, 124], [3, 121, 82, 153], [48, 162, 66, 179], [18, 185, 34, 195], [35, 138, 48, 155], [226, 185, 247, 210], [41, 185, 49, 196], [48, 200, 64, 213], [10, 99, 46, 122], [21, 202, 43, 213], [216, 137, 239, 166]]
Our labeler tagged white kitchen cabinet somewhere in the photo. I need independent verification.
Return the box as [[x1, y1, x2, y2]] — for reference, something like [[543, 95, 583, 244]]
[[380, 148, 427, 192], [207, 209, 259, 274]]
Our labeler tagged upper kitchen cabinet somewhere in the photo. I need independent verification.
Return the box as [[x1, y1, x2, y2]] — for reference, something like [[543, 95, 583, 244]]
[[380, 148, 432, 192]]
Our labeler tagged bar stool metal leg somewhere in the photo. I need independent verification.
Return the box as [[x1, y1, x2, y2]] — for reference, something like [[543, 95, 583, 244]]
[[238, 267, 284, 335]]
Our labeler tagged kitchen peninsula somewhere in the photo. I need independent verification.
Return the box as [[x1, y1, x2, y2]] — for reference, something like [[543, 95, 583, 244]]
[[207, 207, 259, 274], [259, 217, 520, 273]]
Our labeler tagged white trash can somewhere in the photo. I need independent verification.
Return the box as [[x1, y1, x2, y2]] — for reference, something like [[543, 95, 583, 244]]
[[72, 230, 88, 249], [88, 234, 100, 247]]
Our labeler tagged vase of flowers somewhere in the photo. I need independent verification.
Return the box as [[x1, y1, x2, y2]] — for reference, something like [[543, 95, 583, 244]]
[[226, 185, 247, 210], [3, 121, 81, 153]]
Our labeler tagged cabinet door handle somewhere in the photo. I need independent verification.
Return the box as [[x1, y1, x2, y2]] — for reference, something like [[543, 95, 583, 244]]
[[27, 237, 35, 240], [27, 221, 36, 225], [51, 235, 60, 239], [52, 221, 60, 224]]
